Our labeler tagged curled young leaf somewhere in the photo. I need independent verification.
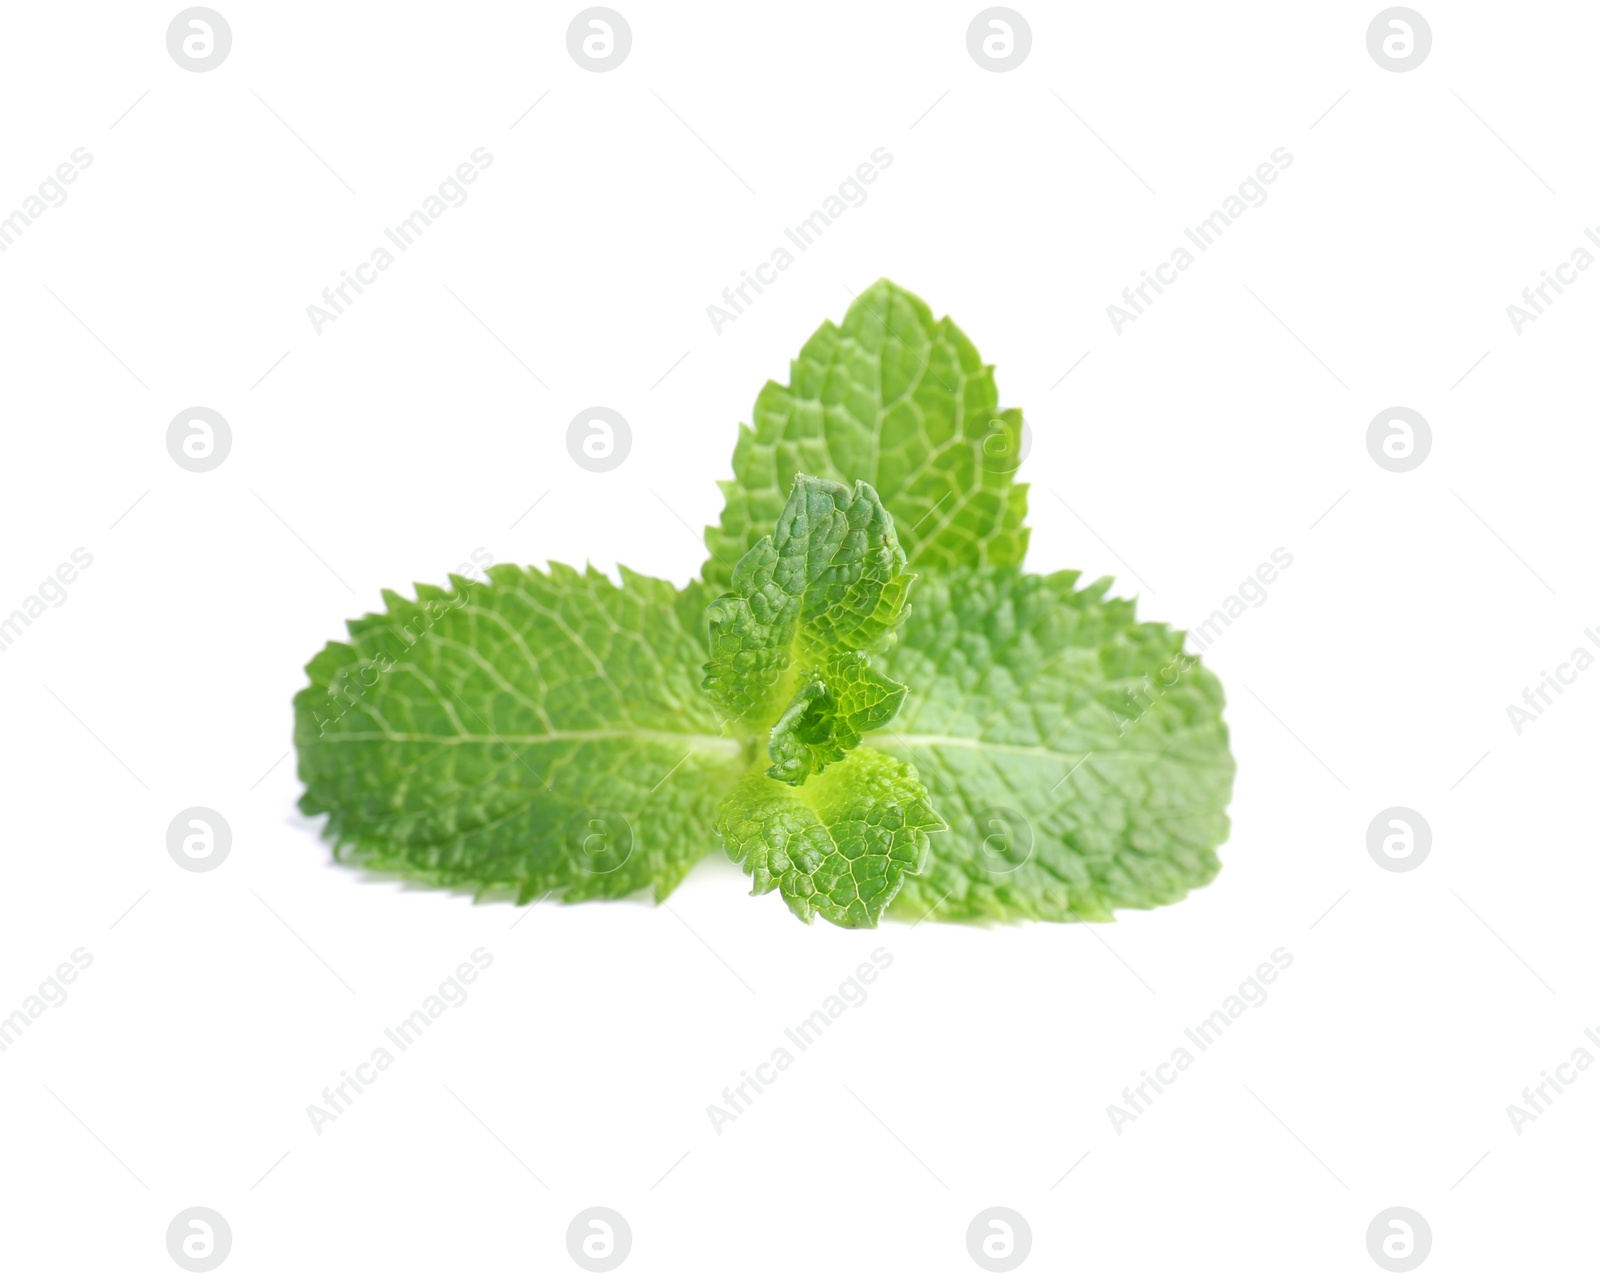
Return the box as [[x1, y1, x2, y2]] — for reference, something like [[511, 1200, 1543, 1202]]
[[703, 473, 913, 784], [717, 748, 945, 928]]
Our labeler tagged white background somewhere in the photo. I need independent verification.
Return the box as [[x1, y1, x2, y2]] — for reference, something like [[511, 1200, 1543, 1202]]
[[1, 1, 1595, 1276]]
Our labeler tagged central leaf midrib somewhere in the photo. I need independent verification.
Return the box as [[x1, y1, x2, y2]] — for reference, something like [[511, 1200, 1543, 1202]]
[[864, 732, 1173, 764], [318, 728, 748, 755]]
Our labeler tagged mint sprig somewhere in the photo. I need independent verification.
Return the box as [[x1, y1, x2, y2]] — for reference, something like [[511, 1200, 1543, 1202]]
[[295, 280, 1234, 928]]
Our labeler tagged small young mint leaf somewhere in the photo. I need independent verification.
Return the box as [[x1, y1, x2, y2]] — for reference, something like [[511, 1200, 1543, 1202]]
[[702, 279, 1030, 589], [703, 473, 914, 784], [717, 747, 945, 928], [765, 651, 905, 785]]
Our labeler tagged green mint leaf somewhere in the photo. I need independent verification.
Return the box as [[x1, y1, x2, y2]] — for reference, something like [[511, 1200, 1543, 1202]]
[[702, 279, 1029, 589], [717, 747, 945, 928], [294, 564, 748, 903], [703, 474, 914, 784], [865, 566, 1234, 923]]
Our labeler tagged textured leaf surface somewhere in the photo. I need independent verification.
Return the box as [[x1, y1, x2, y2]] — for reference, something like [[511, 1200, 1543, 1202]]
[[717, 748, 945, 927], [295, 565, 748, 903], [704, 475, 913, 784], [866, 567, 1234, 923], [702, 279, 1029, 589]]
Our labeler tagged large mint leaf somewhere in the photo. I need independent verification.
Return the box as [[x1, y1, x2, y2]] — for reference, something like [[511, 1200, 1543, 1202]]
[[702, 279, 1029, 589], [865, 567, 1234, 923], [704, 474, 913, 784], [717, 748, 945, 928], [295, 565, 748, 903]]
